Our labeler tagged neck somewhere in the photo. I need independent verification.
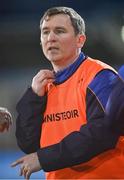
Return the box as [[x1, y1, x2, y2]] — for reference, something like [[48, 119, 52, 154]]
[[52, 52, 81, 72]]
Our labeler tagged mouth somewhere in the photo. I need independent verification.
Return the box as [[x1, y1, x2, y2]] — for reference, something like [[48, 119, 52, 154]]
[[48, 47, 59, 51]]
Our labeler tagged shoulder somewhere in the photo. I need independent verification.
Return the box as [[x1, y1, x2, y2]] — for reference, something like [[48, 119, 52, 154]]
[[85, 57, 117, 73], [88, 69, 118, 109]]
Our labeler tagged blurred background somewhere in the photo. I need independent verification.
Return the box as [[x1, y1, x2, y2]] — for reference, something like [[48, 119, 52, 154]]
[[0, 0, 124, 179]]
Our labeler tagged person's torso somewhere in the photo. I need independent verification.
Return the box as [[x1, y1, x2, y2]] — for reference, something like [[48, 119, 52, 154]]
[[40, 57, 124, 179]]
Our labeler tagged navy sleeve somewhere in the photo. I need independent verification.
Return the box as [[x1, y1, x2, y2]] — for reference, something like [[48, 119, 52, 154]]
[[16, 87, 47, 154], [88, 69, 117, 109], [105, 66, 124, 135], [37, 70, 120, 172]]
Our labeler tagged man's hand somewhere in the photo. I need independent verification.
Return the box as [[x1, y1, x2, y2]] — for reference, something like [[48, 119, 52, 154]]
[[0, 107, 12, 132], [32, 69, 55, 96], [11, 152, 42, 180]]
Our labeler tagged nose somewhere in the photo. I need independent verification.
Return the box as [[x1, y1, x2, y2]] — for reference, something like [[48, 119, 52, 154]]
[[47, 31, 56, 42]]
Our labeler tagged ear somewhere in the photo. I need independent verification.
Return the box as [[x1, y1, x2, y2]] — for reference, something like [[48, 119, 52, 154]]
[[77, 34, 86, 48]]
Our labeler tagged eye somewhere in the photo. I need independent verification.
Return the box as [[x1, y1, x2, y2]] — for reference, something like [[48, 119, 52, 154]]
[[55, 29, 66, 34], [42, 30, 50, 35]]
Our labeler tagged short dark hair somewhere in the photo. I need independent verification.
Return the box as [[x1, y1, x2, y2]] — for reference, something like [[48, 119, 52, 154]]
[[40, 6, 85, 35]]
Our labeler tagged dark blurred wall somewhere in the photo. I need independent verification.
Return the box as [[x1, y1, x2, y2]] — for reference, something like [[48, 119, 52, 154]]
[[0, 0, 124, 68]]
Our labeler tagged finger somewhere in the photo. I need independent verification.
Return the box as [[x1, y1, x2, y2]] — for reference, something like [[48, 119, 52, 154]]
[[23, 166, 30, 179], [0, 113, 6, 124], [6, 123, 9, 131], [3, 121, 9, 131], [5, 115, 12, 131], [11, 158, 24, 167], [37, 70, 55, 80], [20, 165, 25, 176], [25, 169, 31, 180], [42, 78, 55, 85], [38, 76, 55, 84], [35, 71, 55, 86], [21, 164, 30, 177], [5, 112, 12, 125], [1, 122, 8, 132], [0, 122, 9, 132], [40, 79, 55, 93]]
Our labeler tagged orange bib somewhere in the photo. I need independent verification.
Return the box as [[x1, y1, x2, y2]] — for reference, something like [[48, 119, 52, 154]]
[[40, 58, 124, 179]]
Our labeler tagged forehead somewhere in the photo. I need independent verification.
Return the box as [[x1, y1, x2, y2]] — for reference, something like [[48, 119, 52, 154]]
[[41, 14, 72, 29]]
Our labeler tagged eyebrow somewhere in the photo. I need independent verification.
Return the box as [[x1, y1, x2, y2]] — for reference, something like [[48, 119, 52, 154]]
[[41, 26, 66, 31]]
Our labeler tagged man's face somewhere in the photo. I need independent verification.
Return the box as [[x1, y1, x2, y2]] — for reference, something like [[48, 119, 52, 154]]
[[40, 14, 84, 67]]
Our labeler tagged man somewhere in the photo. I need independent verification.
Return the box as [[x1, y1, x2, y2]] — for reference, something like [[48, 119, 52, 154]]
[[0, 107, 12, 132], [11, 7, 124, 179]]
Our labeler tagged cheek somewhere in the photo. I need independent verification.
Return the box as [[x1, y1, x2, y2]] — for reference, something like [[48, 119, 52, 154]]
[[40, 37, 46, 48], [41, 42, 46, 53], [63, 39, 77, 51], [64, 36, 77, 45]]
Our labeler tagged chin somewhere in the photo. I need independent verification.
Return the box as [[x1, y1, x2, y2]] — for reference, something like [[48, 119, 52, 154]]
[[47, 55, 62, 62]]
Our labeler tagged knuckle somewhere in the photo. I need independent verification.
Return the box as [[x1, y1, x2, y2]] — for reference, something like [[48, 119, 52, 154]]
[[41, 71, 47, 79]]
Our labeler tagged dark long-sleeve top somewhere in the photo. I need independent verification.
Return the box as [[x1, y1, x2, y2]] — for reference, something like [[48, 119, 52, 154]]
[[105, 65, 124, 135], [16, 53, 120, 172]]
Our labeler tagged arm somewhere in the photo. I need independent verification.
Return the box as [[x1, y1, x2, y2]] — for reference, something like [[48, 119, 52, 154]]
[[16, 69, 55, 153], [16, 87, 47, 153], [105, 65, 124, 135]]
